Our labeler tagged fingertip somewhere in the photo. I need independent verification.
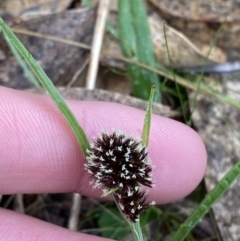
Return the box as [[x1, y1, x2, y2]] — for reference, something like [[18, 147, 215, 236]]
[[148, 116, 207, 203], [0, 87, 207, 204], [0, 208, 113, 241]]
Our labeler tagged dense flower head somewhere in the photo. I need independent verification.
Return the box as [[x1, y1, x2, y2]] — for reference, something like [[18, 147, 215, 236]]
[[85, 131, 154, 222]]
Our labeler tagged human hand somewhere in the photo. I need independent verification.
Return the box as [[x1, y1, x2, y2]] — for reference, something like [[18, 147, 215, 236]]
[[0, 87, 207, 241]]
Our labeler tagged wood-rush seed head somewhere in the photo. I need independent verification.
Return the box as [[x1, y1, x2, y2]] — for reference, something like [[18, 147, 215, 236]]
[[85, 131, 154, 222]]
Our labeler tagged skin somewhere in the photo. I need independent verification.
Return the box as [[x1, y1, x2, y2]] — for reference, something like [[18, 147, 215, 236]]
[[0, 87, 207, 241]]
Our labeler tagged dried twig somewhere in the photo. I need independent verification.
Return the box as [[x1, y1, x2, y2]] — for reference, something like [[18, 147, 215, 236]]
[[86, 0, 110, 89], [14, 194, 24, 213], [68, 193, 82, 231], [67, 56, 90, 88], [11, 28, 91, 50]]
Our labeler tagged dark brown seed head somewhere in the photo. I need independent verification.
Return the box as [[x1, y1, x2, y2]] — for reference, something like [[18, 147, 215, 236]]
[[85, 131, 154, 222], [85, 132, 153, 191]]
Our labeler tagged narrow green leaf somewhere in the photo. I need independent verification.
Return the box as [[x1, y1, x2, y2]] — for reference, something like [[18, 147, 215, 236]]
[[82, 0, 92, 8], [118, 0, 137, 58], [170, 160, 240, 241], [0, 18, 90, 155], [118, 0, 161, 102], [141, 85, 155, 146]]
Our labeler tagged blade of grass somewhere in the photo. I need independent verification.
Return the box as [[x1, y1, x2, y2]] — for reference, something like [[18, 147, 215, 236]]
[[131, 0, 161, 102], [118, 0, 137, 59], [170, 160, 240, 241], [141, 85, 155, 146], [162, 23, 188, 123], [4, 33, 40, 88], [0, 17, 90, 155], [118, 0, 161, 102]]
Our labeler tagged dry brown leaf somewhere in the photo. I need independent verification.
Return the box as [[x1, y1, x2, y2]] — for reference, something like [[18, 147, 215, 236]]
[[101, 12, 226, 69], [0, 9, 95, 89], [149, 0, 240, 48], [0, 0, 73, 17], [149, 13, 226, 67], [88, 0, 117, 11]]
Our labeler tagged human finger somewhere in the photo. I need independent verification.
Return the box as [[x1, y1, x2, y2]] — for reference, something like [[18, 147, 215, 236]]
[[0, 208, 112, 241], [0, 87, 207, 203]]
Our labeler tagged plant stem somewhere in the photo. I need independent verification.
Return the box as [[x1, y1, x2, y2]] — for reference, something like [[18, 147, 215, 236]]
[[129, 220, 144, 241]]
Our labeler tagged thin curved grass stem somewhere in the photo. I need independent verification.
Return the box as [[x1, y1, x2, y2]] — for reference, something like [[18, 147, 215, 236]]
[[162, 23, 188, 123]]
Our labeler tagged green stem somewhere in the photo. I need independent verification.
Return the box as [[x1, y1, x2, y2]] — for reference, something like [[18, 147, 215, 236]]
[[170, 161, 240, 241], [0, 17, 90, 155], [129, 220, 144, 241]]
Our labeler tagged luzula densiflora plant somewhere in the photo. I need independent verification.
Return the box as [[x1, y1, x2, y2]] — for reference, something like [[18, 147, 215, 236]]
[[85, 87, 155, 225]]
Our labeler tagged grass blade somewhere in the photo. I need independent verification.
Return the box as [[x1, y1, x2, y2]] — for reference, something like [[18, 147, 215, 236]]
[[170, 160, 240, 241], [0, 17, 90, 155], [118, 0, 161, 102], [141, 85, 155, 146]]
